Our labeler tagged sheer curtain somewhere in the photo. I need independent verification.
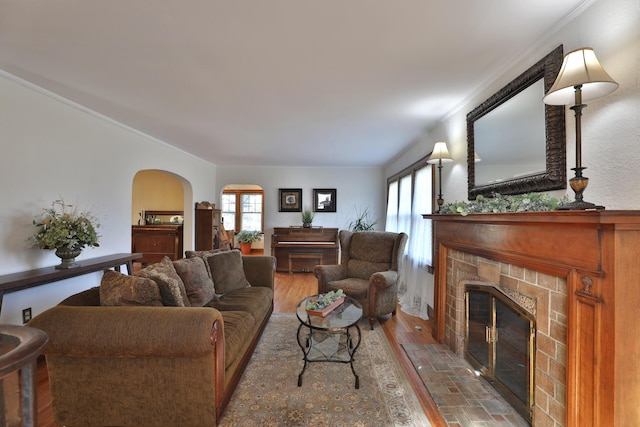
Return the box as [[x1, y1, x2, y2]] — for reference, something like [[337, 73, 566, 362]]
[[387, 165, 433, 319], [386, 181, 398, 233]]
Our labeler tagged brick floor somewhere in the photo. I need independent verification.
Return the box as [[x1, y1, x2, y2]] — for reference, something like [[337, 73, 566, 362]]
[[403, 343, 529, 427]]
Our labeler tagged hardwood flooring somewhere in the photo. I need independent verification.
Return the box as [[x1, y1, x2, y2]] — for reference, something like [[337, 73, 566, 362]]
[[35, 271, 446, 426]]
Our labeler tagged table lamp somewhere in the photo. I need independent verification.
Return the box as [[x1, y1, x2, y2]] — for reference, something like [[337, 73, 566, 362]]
[[543, 47, 618, 210], [427, 141, 453, 211]]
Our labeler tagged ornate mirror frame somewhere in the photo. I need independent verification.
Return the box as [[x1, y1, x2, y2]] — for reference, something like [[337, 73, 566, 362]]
[[467, 45, 566, 199]]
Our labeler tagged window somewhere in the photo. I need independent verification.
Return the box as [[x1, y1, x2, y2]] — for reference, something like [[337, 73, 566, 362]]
[[386, 155, 434, 319], [222, 190, 264, 232], [386, 156, 434, 265]]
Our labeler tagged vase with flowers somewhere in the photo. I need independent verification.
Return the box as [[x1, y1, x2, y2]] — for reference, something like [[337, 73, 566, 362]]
[[30, 199, 101, 269]]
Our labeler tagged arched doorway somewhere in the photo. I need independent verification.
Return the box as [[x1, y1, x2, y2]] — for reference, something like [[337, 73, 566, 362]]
[[131, 170, 194, 262]]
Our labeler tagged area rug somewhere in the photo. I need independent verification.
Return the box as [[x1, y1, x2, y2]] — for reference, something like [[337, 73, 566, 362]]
[[219, 313, 431, 426]]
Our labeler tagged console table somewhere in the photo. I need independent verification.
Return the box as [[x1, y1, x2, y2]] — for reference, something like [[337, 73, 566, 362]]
[[0, 253, 142, 313]]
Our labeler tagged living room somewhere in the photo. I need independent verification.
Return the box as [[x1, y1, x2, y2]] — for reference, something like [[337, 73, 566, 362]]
[[1, 0, 639, 425], [2, 0, 638, 324]]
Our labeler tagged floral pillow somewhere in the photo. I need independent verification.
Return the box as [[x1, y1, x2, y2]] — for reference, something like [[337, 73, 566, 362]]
[[136, 256, 190, 307], [173, 256, 217, 306], [100, 270, 163, 306]]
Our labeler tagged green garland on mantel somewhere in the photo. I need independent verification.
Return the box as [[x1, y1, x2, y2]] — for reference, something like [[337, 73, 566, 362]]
[[441, 193, 569, 216]]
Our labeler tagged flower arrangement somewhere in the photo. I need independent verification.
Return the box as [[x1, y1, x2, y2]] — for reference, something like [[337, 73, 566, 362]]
[[442, 193, 568, 216], [30, 199, 100, 251]]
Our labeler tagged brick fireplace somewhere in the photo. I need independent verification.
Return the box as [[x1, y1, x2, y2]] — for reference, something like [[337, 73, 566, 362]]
[[427, 211, 640, 426], [445, 250, 567, 425]]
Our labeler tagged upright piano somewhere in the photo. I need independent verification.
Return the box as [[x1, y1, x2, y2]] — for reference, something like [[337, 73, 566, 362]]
[[271, 227, 339, 273]]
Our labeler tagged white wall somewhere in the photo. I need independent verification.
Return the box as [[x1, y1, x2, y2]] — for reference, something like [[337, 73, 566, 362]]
[[385, 0, 640, 310], [0, 73, 218, 325], [216, 166, 386, 252], [441, 0, 640, 209], [0, 74, 386, 326]]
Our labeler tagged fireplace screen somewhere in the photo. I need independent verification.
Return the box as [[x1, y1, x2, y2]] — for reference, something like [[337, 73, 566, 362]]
[[466, 284, 535, 424]]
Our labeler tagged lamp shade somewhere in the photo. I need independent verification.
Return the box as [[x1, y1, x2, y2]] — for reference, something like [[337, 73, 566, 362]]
[[427, 141, 453, 163], [543, 47, 618, 105]]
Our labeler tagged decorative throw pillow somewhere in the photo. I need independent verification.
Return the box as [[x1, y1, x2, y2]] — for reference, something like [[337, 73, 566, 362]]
[[173, 256, 217, 306], [206, 250, 251, 294], [185, 249, 224, 259], [185, 248, 226, 280], [137, 256, 190, 307], [100, 270, 163, 306]]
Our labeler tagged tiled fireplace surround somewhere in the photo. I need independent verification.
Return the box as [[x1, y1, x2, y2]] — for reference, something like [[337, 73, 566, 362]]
[[444, 249, 567, 425], [428, 211, 640, 427]]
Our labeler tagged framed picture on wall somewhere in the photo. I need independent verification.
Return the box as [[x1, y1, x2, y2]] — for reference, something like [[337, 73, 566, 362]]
[[313, 188, 336, 212], [279, 188, 302, 212]]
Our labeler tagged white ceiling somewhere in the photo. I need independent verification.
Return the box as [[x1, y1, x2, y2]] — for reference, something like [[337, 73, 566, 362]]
[[0, 1, 589, 167]]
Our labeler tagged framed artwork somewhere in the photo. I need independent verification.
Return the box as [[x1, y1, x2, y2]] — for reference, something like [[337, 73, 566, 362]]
[[279, 188, 302, 212], [313, 188, 337, 212]]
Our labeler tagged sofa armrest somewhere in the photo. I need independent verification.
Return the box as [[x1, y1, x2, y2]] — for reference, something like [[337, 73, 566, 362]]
[[28, 305, 223, 358], [314, 264, 346, 293], [28, 305, 227, 426], [242, 255, 276, 289], [370, 270, 399, 290]]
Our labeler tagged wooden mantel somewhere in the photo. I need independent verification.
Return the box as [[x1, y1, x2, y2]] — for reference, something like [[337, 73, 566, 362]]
[[425, 211, 640, 427]]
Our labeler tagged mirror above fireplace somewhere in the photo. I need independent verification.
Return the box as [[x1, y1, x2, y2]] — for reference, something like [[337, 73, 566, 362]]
[[467, 45, 567, 199]]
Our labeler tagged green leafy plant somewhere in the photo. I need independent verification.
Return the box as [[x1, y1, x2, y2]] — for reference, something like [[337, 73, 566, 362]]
[[30, 199, 100, 250], [301, 209, 315, 226], [236, 229, 261, 244], [442, 193, 567, 216], [347, 207, 377, 231], [306, 289, 345, 311]]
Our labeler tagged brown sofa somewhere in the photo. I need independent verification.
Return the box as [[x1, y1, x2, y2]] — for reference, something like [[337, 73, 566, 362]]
[[28, 250, 275, 427]]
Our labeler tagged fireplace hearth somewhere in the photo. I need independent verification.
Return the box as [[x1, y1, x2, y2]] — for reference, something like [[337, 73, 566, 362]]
[[465, 282, 535, 424]]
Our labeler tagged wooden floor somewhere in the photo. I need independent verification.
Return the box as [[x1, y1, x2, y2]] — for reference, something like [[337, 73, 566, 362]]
[[35, 271, 446, 426]]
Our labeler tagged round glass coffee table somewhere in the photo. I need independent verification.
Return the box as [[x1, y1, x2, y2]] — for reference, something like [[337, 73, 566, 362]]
[[295, 294, 363, 388]]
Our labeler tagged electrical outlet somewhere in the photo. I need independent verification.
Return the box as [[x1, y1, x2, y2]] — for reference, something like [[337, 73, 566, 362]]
[[22, 307, 32, 324]]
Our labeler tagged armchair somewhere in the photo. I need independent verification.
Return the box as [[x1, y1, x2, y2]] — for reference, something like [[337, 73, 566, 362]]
[[314, 230, 408, 329]]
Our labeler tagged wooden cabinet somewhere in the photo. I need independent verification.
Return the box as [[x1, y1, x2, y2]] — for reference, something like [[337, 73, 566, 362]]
[[271, 227, 338, 273], [131, 225, 183, 264], [195, 207, 230, 251]]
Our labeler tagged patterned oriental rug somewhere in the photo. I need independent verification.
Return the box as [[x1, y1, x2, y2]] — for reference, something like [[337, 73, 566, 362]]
[[219, 313, 431, 426]]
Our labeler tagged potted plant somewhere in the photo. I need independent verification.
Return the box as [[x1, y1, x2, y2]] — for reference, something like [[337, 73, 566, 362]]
[[301, 209, 315, 228], [30, 198, 101, 269], [347, 207, 377, 232], [236, 230, 261, 255]]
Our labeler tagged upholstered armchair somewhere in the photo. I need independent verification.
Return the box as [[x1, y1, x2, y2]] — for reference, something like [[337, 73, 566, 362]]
[[314, 230, 408, 329]]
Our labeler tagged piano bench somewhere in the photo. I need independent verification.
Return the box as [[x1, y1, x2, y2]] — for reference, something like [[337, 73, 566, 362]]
[[288, 253, 323, 274]]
